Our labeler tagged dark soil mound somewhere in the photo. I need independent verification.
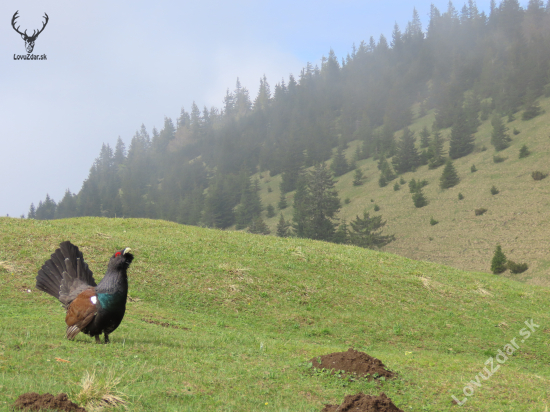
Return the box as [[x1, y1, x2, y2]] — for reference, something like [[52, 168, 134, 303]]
[[310, 348, 395, 380], [12, 393, 87, 412], [321, 392, 404, 412]]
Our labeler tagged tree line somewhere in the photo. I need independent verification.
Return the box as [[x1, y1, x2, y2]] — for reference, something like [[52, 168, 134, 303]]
[[28, 0, 550, 247]]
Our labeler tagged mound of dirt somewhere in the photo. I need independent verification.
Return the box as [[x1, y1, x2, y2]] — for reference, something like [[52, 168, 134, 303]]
[[321, 392, 404, 412], [310, 348, 395, 380], [12, 392, 87, 412]]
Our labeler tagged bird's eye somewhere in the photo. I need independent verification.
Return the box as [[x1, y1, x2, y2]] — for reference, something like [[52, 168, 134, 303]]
[[115, 251, 121, 257]]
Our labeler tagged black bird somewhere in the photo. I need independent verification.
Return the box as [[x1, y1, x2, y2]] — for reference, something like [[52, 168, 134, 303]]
[[35, 241, 134, 343]]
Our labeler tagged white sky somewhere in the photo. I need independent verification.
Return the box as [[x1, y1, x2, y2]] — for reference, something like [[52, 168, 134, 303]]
[[1, 0, 493, 217]]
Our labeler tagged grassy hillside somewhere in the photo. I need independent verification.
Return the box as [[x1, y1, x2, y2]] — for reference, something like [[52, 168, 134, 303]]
[[258, 95, 550, 286], [0, 217, 549, 411]]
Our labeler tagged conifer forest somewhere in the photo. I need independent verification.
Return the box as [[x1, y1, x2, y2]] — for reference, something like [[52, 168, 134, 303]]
[[29, 1, 550, 248]]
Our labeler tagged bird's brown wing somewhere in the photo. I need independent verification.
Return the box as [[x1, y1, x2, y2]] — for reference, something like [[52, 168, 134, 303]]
[[65, 288, 98, 340]]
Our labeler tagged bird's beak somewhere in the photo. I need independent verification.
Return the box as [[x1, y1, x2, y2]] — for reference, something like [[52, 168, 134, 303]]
[[123, 247, 131, 255]]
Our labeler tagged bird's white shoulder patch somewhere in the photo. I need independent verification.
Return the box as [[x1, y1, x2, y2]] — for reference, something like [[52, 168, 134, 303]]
[[91, 296, 97, 305]]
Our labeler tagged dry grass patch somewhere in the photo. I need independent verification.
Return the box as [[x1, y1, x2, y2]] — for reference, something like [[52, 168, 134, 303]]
[[74, 369, 127, 411]]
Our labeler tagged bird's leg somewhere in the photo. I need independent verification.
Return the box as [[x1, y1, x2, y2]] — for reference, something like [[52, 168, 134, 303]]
[[95, 335, 101, 344], [104, 334, 110, 344]]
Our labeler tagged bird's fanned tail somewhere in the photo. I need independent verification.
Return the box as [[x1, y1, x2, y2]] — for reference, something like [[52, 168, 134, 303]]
[[36, 241, 97, 307]]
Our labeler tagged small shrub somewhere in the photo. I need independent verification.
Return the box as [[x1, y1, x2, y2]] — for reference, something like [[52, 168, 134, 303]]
[[393, 182, 400, 191], [475, 208, 487, 216], [471, 164, 477, 173], [507, 260, 528, 274], [430, 217, 439, 226], [344, 197, 351, 204], [519, 145, 530, 159], [531, 171, 548, 181], [493, 154, 506, 163], [513, 128, 520, 135], [413, 191, 428, 208], [373, 204, 380, 211], [490, 186, 499, 195], [267, 186, 272, 193], [491, 244, 507, 274], [507, 113, 515, 122], [370, 199, 374, 202], [400, 177, 406, 185], [458, 193, 464, 200]]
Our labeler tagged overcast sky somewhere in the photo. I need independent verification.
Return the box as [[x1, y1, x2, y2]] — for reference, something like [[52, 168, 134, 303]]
[[1, 0, 493, 217]]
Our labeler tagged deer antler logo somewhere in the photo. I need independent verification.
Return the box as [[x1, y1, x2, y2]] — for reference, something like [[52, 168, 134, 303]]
[[12, 11, 49, 54]]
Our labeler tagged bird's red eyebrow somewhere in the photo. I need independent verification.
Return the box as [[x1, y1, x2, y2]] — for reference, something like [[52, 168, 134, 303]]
[[115, 251, 121, 257]]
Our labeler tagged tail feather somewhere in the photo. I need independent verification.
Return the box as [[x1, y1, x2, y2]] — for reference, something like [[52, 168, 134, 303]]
[[36, 241, 97, 306]]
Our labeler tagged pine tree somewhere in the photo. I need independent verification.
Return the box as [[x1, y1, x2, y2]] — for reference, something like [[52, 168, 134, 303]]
[[419, 126, 431, 148], [27, 203, 36, 219], [333, 220, 349, 244], [440, 159, 460, 189], [449, 107, 475, 159], [248, 217, 270, 235], [349, 211, 395, 249], [412, 188, 428, 208], [35, 194, 57, 220], [377, 156, 396, 187], [392, 127, 420, 174], [490, 115, 511, 151], [330, 146, 350, 177], [491, 244, 507, 274], [352, 168, 365, 186], [56, 189, 78, 218], [235, 174, 263, 229], [278, 192, 288, 210], [427, 129, 446, 169], [276, 213, 291, 237], [292, 164, 341, 241]]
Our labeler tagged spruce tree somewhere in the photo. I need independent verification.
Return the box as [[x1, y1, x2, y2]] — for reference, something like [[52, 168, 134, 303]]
[[248, 217, 270, 235], [235, 175, 263, 229], [440, 159, 460, 189], [292, 164, 341, 241], [449, 107, 475, 159], [412, 188, 428, 208], [353, 168, 365, 186], [27, 203, 36, 219], [278, 192, 288, 210], [392, 127, 420, 174], [276, 213, 291, 237], [349, 211, 395, 249], [427, 129, 446, 169], [330, 146, 350, 177], [490, 115, 511, 151], [419, 126, 431, 148], [491, 244, 507, 274]]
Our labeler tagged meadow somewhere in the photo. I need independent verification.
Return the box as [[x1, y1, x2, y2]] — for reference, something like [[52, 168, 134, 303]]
[[0, 217, 549, 410]]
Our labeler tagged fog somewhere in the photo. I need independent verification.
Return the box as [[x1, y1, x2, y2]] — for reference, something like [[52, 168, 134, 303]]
[[0, 0, 491, 217]]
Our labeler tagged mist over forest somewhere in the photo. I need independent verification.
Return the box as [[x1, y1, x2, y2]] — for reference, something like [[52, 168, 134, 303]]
[[28, 0, 550, 245]]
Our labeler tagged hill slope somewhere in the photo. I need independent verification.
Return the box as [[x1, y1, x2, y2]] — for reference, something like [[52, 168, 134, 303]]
[[0, 217, 549, 411], [259, 95, 550, 286]]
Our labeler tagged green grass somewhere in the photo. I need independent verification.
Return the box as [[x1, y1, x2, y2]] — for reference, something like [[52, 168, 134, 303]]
[[0, 217, 549, 410]]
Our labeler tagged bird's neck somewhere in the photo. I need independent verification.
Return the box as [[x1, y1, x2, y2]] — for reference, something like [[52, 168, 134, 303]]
[[96, 269, 128, 295]]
